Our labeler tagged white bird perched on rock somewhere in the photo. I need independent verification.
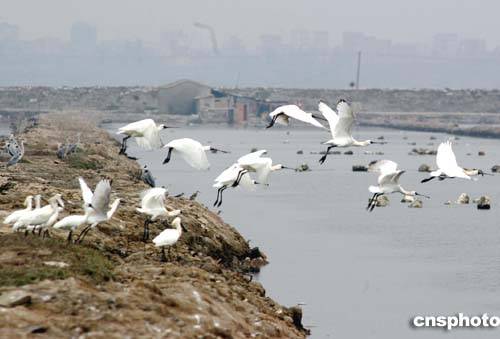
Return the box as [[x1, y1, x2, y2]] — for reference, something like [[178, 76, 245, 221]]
[[136, 187, 181, 241], [213, 163, 259, 207], [3, 195, 33, 225], [74, 178, 121, 243], [117, 118, 174, 155], [162, 138, 229, 170], [367, 160, 429, 212], [237, 150, 293, 185], [152, 217, 186, 262], [266, 104, 326, 129], [13, 194, 64, 233], [318, 99, 385, 164], [421, 140, 492, 183]]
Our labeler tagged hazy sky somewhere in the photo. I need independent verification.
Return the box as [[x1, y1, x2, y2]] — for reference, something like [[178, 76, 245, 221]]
[[3, 0, 500, 47]]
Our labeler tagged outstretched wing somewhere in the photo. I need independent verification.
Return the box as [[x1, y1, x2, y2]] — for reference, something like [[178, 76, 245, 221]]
[[237, 150, 267, 165], [368, 160, 398, 176], [318, 101, 339, 136], [379, 170, 405, 186], [78, 177, 94, 205], [436, 140, 459, 170], [91, 180, 111, 215], [167, 138, 209, 170], [333, 101, 355, 139], [271, 105, 325, 129]]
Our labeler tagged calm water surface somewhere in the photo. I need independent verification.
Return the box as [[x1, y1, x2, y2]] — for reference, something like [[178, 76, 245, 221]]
[[108, 124, 500, 339]]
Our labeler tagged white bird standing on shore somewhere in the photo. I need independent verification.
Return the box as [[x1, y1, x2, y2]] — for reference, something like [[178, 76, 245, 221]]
[[318, 99, 385, 164], [12, 194, 64, 233], [74, 178, 121, 243], [117, 119, 174, 155], [367, 160, 429, 212], [3, 195, 33, 225], [237, 150, 293, 185], [421, 140, 492, 183], [153, 217, 186, 262], [266, 104, 326, 129], [53, 212, 90, 243], [136, 187, 181, 241], [162, 138, 229, 170], [213, 163, 258, 207]]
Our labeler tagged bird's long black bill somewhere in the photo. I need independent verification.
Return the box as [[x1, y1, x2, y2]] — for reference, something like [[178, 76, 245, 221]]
[[421, 176, 435, 183]]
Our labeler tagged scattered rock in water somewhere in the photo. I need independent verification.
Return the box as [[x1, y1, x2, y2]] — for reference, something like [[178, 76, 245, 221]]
[[491, 165, 500, 173], [418, 164, 432, 172], [371, 195, 389, 207], [352, 165, 368, 172], [478, 151, 486, 156], [407, 142, 416, 146], [466, 153, 472, 156], [403, 136, 408, 140], [344, 150, 353, 155], [0, 290, 32, 307], [401, 195, 415, 203], [429, 136, 437, 140], [476, 196, 491, 210], [377, 136, 385, 140], [250, 147, 258, 152], [444, 200, 452, 205], [295, 163, 310, 172], [408, 199, 423, 208], [456, 193, 470, 204], [296, 150, 303, 155], [409, 148, 437, 156], [287, 306, 310, 335]]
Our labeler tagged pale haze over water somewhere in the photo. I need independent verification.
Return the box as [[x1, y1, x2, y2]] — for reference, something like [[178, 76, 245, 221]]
[[108, 125, 500, 338]]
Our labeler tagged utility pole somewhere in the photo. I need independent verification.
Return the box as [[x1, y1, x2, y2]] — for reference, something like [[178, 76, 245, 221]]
[[355, 51, 362, 89]]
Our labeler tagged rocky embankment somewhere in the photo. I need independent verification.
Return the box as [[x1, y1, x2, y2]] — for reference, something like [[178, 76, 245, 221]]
[[0, 114, 307, 338]]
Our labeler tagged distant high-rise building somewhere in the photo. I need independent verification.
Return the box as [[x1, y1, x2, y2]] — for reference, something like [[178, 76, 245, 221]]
[[431, 33, 459, 57], [458, 38, 487, 58], [0, 22, 19, 41], [70, 22, 97, 50], [259, 34, 283, 56], [290, 29, 311, 51]]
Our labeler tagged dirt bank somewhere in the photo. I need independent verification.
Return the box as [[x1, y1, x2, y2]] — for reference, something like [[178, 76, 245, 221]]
[[0, 114, 307, 338]]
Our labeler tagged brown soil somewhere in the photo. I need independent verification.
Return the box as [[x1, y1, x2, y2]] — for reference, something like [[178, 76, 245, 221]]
[[0, 114, 307, 338]]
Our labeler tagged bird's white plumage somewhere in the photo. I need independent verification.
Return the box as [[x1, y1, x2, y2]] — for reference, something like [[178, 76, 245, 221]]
[[79, 177, 93, 206], [332, 101, 355, 141], [117, 119, 163, 150], [3, 195, 33, 224], [13, 195, 62, 231], [137, 187, 180, 220], [237, 150, 281, 184], [164, 138, 210, 170], [318, 101, 339, 133], [269, 105, 325, 129], [213, 163, 255, 191], [53, 214, 89, 231], [152, 217, 183, 248]]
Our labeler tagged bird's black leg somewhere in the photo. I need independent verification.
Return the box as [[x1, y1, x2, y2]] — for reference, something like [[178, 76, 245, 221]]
[[421, 176, 436, 183], [142, 219, 150, 242], [266, 114, 280, 129], [232, 169, 247, 187], [78, 226, 93, 244], [67, 230, 73, 243], [119, 136, 131, 155], [38, 228, 42, 237], [366, 193, 378, 210], [217, 186, 227, 207], [75, 225, 91, 243], [162, 147, 173, 164], [319, 145, 335, 164], [160, 247, 167, 262], [369, 193, 381, 212], [214, 187, 222, 206]]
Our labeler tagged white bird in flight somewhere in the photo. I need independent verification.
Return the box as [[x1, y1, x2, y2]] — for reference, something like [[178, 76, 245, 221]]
[[318, 99, 385, 164], [136, 187, 181, 241], [162, 138, 229, 170], [3, 195, 33, 225], [266, 104, 326, 129], [421, 140, 492, 183], [117, 118, 174, 156], [237, 150, 293, 185], [367, 160, 429, 212], [74, 178, 121, 243], [152, 216, 186, 262], [213, 163, 258, 207]]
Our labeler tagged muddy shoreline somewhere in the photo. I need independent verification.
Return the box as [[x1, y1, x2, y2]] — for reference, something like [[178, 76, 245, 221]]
[[0, 114, 308, 338]]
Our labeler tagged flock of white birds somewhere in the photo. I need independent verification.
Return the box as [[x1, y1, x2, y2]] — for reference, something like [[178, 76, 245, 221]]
[[3, 99, 491, 260]]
